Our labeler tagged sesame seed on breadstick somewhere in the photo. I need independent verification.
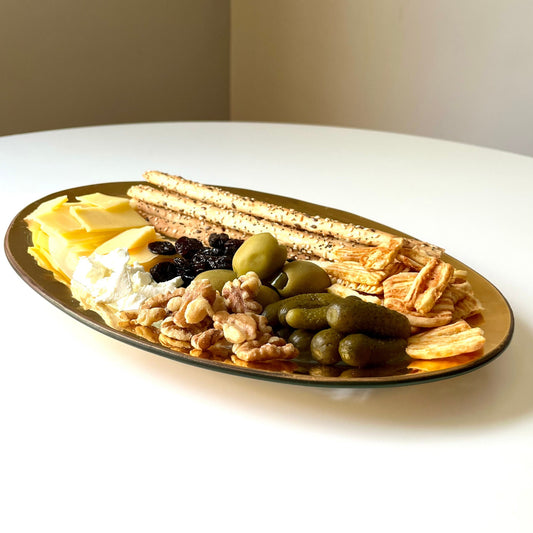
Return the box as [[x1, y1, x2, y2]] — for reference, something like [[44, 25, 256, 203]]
[[128, 184, 368, 262], [143, 170, 398, 248]]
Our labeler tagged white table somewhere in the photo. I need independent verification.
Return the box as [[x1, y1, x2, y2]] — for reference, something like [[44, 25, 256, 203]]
[[2, 122, 532, 533]]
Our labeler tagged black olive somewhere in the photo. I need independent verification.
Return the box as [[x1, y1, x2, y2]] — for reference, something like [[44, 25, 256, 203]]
[[174, 237, 203, 259], [148, 241, 177, 255], [208, 233, 229, 249], [223, 238, 244, 256], [172, 257, 196, 286], [150, 261, 179, 283], [206, 255, 233, 270]]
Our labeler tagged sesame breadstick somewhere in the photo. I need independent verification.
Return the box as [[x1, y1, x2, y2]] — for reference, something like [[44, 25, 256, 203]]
[[143, 170, 398, 248], [133, 199, 318, 260], [132, 199, 249, 242], [128, 184, 368, 262]]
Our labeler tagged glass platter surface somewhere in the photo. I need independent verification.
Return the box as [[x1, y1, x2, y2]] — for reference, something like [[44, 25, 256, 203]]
[[4, 182, 514, 388]]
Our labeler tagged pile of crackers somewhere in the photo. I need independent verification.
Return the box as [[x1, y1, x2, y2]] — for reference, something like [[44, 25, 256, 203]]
[[127, 171, 486, 370]]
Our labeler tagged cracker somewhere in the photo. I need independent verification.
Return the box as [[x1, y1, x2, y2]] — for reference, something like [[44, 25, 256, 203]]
[[406, 319, 485, 359], [383, 273, 454, 327], [404, 258, 454, 314], [311, 260, 394, 287], [327, 283, 383, 304]]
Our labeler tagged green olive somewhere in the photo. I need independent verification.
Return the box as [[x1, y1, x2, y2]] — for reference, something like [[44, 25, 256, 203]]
[[274, 261, 331, 298], [232, 233, 287, 280], [255, 285, 280, 308], [193, 269, 236, 292]]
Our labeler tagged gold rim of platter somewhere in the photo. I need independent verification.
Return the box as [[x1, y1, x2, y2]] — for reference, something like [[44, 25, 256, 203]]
[[4, 181, 515, 388]]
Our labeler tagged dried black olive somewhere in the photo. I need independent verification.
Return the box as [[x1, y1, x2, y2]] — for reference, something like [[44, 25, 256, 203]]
[[148, 241, 177, 255], [172, 256, 190, 269], [172, 257, 196, 286], [150, 261, 179, 283], [198, 247, 221, 257], [174, 237, 203, 259], [208, 233, 229, 249], [206, 255, 233, 270], [223, 238, 244, 256], [190, 252, 211, 273]]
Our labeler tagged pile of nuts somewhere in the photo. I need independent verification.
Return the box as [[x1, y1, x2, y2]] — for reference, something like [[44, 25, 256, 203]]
[[119, 271, 298, 363]]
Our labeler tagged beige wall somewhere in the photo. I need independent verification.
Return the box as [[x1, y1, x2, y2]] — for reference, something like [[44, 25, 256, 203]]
[[231, 0, 533, 157], [3, 1, 532, 157], [1, 0, 229, 136]]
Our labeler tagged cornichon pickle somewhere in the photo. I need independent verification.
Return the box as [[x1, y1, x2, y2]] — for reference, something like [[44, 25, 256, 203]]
[[310, 328, 343, 365], [262, 299, 285, 327], [277, 293, 341, 326], [338, 333, 408, 368], [285, 306, 329, 330], [275, 327, 293, 341], [288, 329, 315, 355], [326, 296, 411, 338]]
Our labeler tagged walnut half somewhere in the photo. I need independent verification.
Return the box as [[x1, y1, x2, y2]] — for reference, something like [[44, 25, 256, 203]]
[[222, 272, 263, 314], [233, 336, 299, 362]]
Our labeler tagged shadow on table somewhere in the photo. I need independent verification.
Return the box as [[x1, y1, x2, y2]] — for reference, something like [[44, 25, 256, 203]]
[[266, 318, 531, 434], [119, 313, 529, 435]]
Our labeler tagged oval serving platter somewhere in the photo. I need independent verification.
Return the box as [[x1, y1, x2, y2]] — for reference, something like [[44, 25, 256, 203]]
[[5, 182, 514, 388]]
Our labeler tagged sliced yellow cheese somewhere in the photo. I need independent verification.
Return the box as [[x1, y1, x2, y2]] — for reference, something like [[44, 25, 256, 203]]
[[75, 192, 131, 211], [128, 244, 174, 271], [25, 195, 69, 221], [93, 225, 158, 256], [28, 246, 70, 285], [28, 246, 56, 272], [32, 228, 50, 251], [33, 205, 84, 236], [48, 235, 97, 279], [25, 190, 154, 283], [70, 204, 147, 232], [49, 230, 118, 252], [25, 219, 41, 235]]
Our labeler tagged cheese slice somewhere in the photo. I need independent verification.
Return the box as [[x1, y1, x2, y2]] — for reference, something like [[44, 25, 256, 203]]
[[93, 225, 158, 256], [48, 235, 98, 279], [26, 190, 154, 283], [25, 195, 69, 221], [70, 204, 147, 232], [33, 205, 84, 236], [128, 244, 176, 270], [28, 246, 70, 285], [28, 246, 56, 272], [32, 228, 50, 251], [75, 192, 131, 211], [49, 230, 118, 251]]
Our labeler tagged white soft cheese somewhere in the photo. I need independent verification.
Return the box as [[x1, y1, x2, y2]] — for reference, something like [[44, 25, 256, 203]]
[[71, 248, 182, 311]]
